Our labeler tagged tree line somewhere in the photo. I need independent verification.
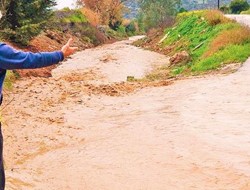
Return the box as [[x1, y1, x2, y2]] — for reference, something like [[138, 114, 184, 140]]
[[0, 0, 184, 45]]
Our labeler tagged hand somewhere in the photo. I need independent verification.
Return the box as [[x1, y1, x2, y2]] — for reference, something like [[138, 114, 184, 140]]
[[61, 38, 78, 58]]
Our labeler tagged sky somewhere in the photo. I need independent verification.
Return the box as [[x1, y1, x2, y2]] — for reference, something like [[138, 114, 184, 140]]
[[55, 0, 76, 9]]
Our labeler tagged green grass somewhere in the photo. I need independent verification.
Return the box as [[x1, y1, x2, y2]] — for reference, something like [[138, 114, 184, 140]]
[[62, 10, 88, 23], [191, 44, 250, 72], [159, 10, 250, 76], [241, 9, 250, 14]]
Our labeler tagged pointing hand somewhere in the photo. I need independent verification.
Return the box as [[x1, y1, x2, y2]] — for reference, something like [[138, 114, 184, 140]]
[[61, 38, 78, 58]]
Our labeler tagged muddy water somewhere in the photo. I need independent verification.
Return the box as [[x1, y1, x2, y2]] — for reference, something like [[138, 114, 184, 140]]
[[3, 36, 250, 190]]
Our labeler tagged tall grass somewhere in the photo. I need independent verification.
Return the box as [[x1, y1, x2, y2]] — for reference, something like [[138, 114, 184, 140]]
[[192, 44, 250, 72], [204, 26, 250, 57], [160, 10, 250, 75]]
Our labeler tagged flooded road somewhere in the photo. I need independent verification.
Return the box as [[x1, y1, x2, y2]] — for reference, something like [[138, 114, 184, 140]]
[[2, 36, 250, 190]]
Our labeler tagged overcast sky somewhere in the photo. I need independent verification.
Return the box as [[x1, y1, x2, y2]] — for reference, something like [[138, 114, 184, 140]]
[[55, 0, 76, 9]]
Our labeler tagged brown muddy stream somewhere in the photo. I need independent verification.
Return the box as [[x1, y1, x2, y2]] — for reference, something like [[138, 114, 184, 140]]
[[2, 36, 250, 190]]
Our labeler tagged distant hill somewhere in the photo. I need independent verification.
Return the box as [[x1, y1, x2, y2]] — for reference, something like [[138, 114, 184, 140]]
[[123, 0, 250, 18], [123, 0, 139, 19], [182, 0, 250, 10]]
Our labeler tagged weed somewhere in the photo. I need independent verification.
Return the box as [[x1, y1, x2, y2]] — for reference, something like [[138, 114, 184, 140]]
[[203, 10, 230, 26], [140, 10, 250, 79], [204, 26, 250, 57], [191, 44, 250, 72]]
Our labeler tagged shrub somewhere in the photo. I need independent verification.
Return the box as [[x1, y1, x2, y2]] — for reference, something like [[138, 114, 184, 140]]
[[126, 21, 138, 35], [179, 8, 188, 13], [230, 0, 250, 14], [117, 25, 127, 36], [203, 10, 230, 26], [241, 9, 250, 14]]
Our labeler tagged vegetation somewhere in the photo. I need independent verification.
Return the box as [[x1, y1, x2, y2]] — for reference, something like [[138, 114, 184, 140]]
[[0, 0, 56, 45], [241, 8, 250, 14], [77, 0, 127, 30], [137, 0, 181, 31], [48, 9, 107, 45], [230, 0, 249, 14], [140, 10, 250, 79]]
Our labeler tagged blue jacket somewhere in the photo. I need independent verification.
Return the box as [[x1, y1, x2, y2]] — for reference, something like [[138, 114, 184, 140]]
[[0, 43, 64, 103]]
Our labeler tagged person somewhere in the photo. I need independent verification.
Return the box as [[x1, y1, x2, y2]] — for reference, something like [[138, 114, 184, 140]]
[[0, 36, 78, 189]]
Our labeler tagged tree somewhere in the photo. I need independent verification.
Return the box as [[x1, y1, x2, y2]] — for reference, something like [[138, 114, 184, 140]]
[[0, 0, 57, 45], [138, 0, 181, 31], [230, 0, 249, 14], [78, 0, 127, 29]]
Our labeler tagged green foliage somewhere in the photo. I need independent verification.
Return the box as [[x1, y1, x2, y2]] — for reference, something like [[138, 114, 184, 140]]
[[126, 21, 137, 36], [178, 7, 188, 13], [0, 0, 56, 45], [230, 0, 250, 14], [241, 9, 250, 14], [62, 10, 87, 23], [137, 0, 181, 31], [163, 11, 222, 59], [117, 25, 127, 36]]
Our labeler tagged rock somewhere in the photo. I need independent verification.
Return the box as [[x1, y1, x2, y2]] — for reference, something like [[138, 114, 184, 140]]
[[169, 51, 190, 66]]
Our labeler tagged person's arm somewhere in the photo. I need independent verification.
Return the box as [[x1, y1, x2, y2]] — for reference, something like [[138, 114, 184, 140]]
[[0, 38, 77, 70]]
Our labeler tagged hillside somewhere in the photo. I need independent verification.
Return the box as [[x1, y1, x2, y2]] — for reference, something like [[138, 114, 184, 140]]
[[124, 0, 139, 18], [134, 10, 250, 79], [2, 9, 118, 78], [124, 0, 250, 16], [182, 0, 250, 10]]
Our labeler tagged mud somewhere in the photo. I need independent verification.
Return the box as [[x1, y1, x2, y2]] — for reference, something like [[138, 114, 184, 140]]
[[2, 36, 250, 190]]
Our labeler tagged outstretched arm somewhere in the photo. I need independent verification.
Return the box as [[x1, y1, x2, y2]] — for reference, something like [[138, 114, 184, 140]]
[[0, 38, 78, 70]]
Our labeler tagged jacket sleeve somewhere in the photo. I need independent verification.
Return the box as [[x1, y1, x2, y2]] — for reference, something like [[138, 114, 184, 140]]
[[0, 43, 64, 70]]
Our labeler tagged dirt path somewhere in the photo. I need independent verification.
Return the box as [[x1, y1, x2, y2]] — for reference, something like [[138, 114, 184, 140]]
[[2, 35, 250, 190]]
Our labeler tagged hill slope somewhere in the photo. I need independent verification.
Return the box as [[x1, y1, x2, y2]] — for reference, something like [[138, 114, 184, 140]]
[[135, 10, 250, 79]]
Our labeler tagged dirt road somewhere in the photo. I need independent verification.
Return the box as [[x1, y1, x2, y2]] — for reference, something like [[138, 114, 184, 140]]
[[226, 15, 250, 27], [2, 36, 250, 190]]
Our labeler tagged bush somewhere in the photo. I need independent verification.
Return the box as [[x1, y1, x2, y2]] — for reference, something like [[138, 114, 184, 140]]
[[241, 9, 250, 14], [126, 21, 138, 35], [117, 25, 127, 36], [204, 10, 230, 26], [179, 8, 188, 13], [230, 0, 250, 14], [0, 24, 42, 45]]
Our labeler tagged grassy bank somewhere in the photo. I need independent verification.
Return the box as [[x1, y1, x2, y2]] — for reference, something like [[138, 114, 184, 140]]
[[137, 10, 250, 79]]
